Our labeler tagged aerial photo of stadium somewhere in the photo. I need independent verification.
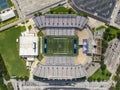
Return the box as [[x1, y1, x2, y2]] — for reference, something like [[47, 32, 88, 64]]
[[1, 0, 120, 89], [32, 14, 96, 80]]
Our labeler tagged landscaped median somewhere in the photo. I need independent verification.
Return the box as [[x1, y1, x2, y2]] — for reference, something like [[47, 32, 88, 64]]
[[46, 6, 88, 17], [47, 6, 76, 14], [0, 26, 29, 78], [35, 6, 88, 17]]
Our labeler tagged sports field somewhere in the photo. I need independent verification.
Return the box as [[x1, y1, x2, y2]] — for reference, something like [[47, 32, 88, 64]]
[[43, 36, 78, 56]]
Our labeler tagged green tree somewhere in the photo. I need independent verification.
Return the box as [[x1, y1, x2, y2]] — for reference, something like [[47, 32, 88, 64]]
[[117, 32, 120, 40], [68, 8, 72, 14], [24, 76, 29, 81]]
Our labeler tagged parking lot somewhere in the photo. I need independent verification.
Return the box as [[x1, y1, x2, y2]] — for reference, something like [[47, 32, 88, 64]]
[[14, 0, 66, 15], [115, 9, 120, 25]]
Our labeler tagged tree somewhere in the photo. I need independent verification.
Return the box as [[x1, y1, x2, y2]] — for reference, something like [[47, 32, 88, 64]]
[[38, 12, 42, 16], [15, 77, 19, 81], [34, 13, 38, 17], [68, 8, 72, 14], [97, 77, 101, 82], [101, 64, 106, 71], [117, 32, 120, 40], [50, 9, 53, 14], [24, 76, 29, 81]]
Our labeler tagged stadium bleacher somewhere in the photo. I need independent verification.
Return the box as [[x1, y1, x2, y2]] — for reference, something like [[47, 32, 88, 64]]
[[34, 14, 88, 30], [46, 27, 75, 36], [33, 64, 87, 80], [46, 56, 75, 65]]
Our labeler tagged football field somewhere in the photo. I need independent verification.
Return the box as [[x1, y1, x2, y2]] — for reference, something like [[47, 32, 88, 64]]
[[43, 36, 78, 56]]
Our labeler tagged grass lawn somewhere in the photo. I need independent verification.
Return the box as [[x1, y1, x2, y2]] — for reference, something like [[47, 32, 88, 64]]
[[45, 6, 88, 17], [46, 6, 77, 14], [43, 36, 78, 56], [37, 31, 44, 37], [88, 69, 111, 81], [28, 25, 32, 30], [108, 26, 120, 35], [0, 26, 29, 77], [103, 26, 120, 42], [96, 25, 106, 31]]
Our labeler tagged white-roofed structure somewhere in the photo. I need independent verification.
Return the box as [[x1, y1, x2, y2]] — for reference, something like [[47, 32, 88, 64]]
[[0, 10, 16, 22], [19, 35, 39, 58]]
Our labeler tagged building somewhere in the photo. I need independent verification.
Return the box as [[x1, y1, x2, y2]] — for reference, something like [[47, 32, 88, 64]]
[[19, 34, 39, 58], [0, 10, 16, 22]]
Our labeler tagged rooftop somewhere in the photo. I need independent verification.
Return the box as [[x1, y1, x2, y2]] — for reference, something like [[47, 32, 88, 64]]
[[19, 35, 39, 57], [0, 10, 15, 22]]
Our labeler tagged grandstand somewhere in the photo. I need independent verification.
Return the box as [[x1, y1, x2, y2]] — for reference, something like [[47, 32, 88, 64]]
[[46, 27, 75, 36], [33, 63, 87, 80], [34, 14, 87, 29], [46, 56, 75, 65], [71, 0, 117, 22]]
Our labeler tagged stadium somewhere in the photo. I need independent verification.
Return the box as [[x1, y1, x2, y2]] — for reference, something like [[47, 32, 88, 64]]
[[33, 14, 94, 80], [70, 0, 117, 23]]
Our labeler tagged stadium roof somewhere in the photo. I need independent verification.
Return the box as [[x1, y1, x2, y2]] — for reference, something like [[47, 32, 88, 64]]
[[0, 10, 16, 22], [71, 0, 117, 22], [34, 14, 88, 29], [19, 35, 39, 57]]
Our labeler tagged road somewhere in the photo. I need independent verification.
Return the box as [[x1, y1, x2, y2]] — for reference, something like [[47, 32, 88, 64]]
[[11, 79, 112, 90], [110, 0, 120, 28]]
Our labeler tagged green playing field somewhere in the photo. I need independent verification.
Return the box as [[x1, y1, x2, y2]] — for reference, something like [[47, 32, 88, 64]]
[[43, 36, 78, 56]]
